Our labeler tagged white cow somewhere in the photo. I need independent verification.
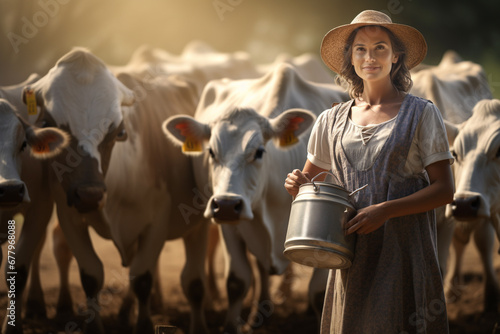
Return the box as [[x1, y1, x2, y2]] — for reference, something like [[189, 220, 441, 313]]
[[411, 50, 492, 124], [0, 74, 70, 264], [110, 41, 261, 94], [0, 96, 69, 213], [257, 52, 335, 84], [410, 51, 492, 269], [1, 47, 135, 334], [0, 72, 70, 208], [163, 63, 349, 333], [444, 99, 500, 312], [48, 44, 274, 334], [410, 51, 495, 311], [100, 72, 211, 334]]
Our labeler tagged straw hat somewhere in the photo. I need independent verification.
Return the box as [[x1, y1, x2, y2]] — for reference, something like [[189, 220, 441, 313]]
[[320, 10, 427, 74]]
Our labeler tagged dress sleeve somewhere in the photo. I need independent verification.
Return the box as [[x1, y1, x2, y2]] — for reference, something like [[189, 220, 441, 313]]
[[307, 108, 332, 170], [416, 102, 454, 168]]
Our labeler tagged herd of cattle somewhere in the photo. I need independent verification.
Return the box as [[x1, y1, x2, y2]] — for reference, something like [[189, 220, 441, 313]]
[[0, 41, 498, 334]]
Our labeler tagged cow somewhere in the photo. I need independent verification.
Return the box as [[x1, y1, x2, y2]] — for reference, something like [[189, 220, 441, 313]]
[[44, 43, 280, 334], [110, 41, 261, 94], [0, 74, 70, 268], [411, 50, 492, 124], [257, 52, 335, 84], [98, 72, 211, 334], [0, 96, 69, 222], [0, 72, 71, 208], [1, 47, 135, 334], [163, 63, 349, 333], [409, 51, 495, 310], [443, 99, 500, 313], [48, 72, 228, 334]]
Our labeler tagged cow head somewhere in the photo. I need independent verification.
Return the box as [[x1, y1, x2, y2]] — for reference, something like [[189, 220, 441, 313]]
[[0, 99, 69, 208], [22, 48, 135, 213], [163, 107, 315, 223], [445, 99, 500, 223]]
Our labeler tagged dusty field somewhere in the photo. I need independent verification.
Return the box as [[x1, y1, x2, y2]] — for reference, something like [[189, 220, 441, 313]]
[[0, 215, 500, 334]]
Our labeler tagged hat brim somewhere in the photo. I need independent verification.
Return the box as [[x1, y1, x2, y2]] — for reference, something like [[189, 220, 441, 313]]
[[320, 22, 427, 74]]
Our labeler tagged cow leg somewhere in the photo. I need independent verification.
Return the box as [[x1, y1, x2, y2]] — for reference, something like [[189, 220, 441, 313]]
[[275, 263, 294, 306], [52, 221, 75, 317], [245, 258, 272, 332], [491, 213, 500, 253], [129, 226, 166, 334], [220, 225, 253, 334], [446, 224, 472, 302], [473, 221, 500, 313], [206, 224, 221, 305], [25, 230, 48, 319], [181, 221, 210, 334], [308, 268, 329, 328], [2, 203, 53, 334], [57, 209, 105, 334], [436, 214, 455, 277], [150, 262, 164, 314], [118, 281, 135, 326]]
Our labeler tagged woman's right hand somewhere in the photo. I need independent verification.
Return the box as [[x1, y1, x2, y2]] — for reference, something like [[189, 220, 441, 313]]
[[284, 169, 311, 197]]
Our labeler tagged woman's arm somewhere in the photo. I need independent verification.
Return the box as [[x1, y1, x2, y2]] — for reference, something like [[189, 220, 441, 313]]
[[284, 159, 328, 197], [344, 159, 454, 235]]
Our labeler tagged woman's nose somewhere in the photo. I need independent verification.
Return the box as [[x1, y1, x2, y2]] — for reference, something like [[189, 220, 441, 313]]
[[365, 50, 375, 62]]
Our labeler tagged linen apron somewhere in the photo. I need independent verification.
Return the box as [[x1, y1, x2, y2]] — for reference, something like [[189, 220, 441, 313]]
[[320, 94, 449, 334]]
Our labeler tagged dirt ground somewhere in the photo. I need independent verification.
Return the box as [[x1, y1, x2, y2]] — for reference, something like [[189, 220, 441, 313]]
[[1, 215, 500, 334]]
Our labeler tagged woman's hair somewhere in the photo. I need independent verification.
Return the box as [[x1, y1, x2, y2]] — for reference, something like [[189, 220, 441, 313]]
[[335, 26, 413, 99]]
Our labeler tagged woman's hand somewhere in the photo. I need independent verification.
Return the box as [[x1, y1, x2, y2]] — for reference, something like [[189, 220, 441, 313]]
[[284, 169, 311, 197], [344, 203, 389, 235]]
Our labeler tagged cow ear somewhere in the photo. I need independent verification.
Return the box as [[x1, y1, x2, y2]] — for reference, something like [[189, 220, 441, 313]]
[[268, 108, 316, 149], [162, 115, 210, 155], [18, 115, 70, 159], [115, 77, 135, 106], [443, 119, 460, 147]]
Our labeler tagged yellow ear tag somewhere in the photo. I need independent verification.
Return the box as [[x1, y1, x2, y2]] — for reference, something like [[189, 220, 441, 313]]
[[279, 116, 304, 147], [279, 131, 299, 146], [175, 123, 203, 152], [182, 136, 203, 152], [26, 89, 38, 116]]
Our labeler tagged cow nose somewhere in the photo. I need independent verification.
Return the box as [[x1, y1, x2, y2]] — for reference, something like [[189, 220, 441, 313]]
[[211, 197, 243, 222], [451, 196, 481, 221], [0, 183, 25, 207], [73, 185, 106, 213]]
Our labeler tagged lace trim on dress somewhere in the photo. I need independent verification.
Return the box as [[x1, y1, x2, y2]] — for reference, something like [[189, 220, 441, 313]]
[[348, 117, 397, 145]]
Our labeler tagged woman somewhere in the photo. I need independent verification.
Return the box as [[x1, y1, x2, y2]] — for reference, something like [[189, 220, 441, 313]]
[[284, 10, 454, 333]]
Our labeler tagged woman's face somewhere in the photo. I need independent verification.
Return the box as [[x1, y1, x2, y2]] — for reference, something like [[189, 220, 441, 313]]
[[351, 26, 398, 83]]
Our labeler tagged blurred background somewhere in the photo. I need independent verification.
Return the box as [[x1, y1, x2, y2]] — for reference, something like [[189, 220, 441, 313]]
[[1, 0, 499, 97]]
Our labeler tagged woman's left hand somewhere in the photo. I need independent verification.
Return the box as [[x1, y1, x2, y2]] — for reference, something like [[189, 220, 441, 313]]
[[344, 203, 389, 235]]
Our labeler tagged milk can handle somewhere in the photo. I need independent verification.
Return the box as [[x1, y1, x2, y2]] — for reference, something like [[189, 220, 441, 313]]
[[310, 171, 343, 192]]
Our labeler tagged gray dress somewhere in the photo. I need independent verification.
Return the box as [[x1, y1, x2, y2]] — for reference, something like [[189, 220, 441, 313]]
[[320, 94, 449, 334]]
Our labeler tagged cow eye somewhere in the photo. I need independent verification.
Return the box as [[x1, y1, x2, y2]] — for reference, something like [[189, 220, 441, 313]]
[[496, 147, 500, 158], [208, 147, 215, 159], [116, 128, 127, 141], [20, 141, 27, 152], [451, 150, 458, 162], [254, 147, 265, 160]]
